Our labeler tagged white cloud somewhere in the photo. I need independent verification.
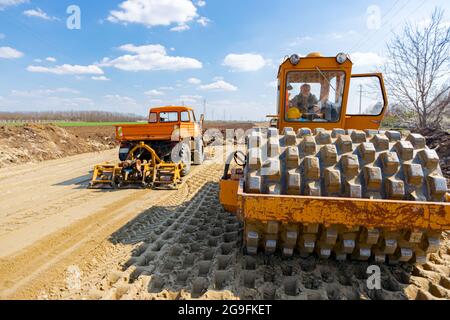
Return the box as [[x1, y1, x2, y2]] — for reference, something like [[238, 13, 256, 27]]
[[99, 44, 202, 71], [196, 0, 206, 7], [144, 89, 164, 96], [0, 46, 24, 59], [197, 16, 210, 27], [108, 0, 197, 27], [27, 64, 104, 75], [0, 0, 27, 10], [91, 76, 110, 81], [223, 53, 268, 72], [46, 56, 56, 62], [199, 80, 237, 92], [188, 77, 202, 85], [34, 58, 42, 63], [170, 24, 190, 32], [23, 8, 57, 20], [350, 52, 385, 67]]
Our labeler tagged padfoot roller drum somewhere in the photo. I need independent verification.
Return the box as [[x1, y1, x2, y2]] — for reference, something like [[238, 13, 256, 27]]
[[221, 127, 450, 264]]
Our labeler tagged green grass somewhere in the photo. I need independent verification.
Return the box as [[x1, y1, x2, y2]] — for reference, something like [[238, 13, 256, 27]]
[[55, 121, 142, 127]]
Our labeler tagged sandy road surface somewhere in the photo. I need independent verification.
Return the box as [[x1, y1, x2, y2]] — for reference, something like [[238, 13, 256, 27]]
[[0, 147, 449, 300], [0, 148, 180, 299]]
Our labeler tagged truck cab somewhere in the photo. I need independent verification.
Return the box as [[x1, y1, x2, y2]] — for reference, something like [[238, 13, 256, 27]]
[[116, 106, 202, 142], [115, 106, 204, 165]]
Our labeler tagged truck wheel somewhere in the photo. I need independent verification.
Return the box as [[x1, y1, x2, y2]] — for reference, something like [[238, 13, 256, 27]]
[[193, 139, 204, 165], [180, 143, 191, 176]]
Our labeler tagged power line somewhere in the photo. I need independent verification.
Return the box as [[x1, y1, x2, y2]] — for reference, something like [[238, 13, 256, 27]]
[[352, 0, 428, 55], [350, 0, 403, 53], [351, 0, 411, 53], [354, 0, 428, 57]]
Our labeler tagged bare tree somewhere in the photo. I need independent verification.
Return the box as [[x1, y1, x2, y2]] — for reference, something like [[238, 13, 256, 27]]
[[384, 8, 450, 129]]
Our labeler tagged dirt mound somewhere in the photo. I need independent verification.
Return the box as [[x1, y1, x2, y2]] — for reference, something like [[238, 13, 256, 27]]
[[417, 128, 450, 183], [0, 124, 116, 168]]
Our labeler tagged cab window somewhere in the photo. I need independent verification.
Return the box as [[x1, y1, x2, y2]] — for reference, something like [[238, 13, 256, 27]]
[[347, 76, 385, 116], [285, 70, 345, 123], [159, 112, 178, 123], [181, 111, 190, 122], [149, 112, 157, 123]]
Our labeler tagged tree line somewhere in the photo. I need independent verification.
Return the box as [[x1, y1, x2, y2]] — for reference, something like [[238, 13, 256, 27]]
[[0, 111, 146, 123]]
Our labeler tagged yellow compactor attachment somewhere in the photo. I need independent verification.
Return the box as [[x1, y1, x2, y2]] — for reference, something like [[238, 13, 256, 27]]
[[220, 128, 450, 264], [89, 142, 184, 190]]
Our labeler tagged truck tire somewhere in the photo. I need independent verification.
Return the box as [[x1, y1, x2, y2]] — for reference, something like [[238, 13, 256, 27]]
[[193, 139, 204, 165], [180, 143, 191, 176]]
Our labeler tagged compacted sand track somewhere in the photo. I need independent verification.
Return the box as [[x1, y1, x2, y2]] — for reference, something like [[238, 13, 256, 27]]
[[0, 148, 449, 300]]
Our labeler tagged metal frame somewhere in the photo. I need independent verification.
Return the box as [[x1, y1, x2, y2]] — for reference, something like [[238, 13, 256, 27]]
[[90, 142, 184, 190]]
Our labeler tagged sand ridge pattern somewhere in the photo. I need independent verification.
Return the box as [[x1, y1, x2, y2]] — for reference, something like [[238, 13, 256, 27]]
[[41, 164, 450, 300]]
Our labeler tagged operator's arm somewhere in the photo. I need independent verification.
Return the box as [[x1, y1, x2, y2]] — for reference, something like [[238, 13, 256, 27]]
[[320, 101, 338, 121], [289, 95, 298, 108]]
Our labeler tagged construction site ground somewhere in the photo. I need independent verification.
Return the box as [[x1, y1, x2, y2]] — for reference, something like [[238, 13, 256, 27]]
[[0, 124, 449, 300]]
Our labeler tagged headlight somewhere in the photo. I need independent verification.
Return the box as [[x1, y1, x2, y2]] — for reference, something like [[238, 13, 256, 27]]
[[289, 54, 301, 65], [336, 53, 348, 64]]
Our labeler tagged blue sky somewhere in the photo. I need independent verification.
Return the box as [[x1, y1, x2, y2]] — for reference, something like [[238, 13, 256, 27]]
[[0, 0, 449, 121]]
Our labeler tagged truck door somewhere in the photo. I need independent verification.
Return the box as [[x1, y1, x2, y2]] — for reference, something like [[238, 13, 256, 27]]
[[344, 73, 388, 130]]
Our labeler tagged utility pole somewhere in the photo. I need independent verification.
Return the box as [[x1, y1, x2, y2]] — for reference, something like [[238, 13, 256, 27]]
[[359, 84, 363, 114], [203, 99, 206, 119]]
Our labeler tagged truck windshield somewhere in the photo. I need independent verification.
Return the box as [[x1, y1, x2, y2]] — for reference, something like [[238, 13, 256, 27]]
[[285, 70, 345, 123]]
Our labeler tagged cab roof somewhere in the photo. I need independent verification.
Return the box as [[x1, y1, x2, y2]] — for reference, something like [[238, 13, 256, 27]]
[[150, 106, 193, 113], [277, 53, 353, 78]]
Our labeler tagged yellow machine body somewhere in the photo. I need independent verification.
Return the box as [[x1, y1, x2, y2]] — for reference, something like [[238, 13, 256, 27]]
[[219, 53, 450, 263]]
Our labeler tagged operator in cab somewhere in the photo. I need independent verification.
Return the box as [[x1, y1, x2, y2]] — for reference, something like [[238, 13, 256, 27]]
[[288, 84, 319, 113], [287, 82, 339, 122]]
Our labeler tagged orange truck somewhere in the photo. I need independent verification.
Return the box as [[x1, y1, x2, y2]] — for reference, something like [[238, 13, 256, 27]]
[[116, 106, 204, 166], [90, 106, 204, 189]]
